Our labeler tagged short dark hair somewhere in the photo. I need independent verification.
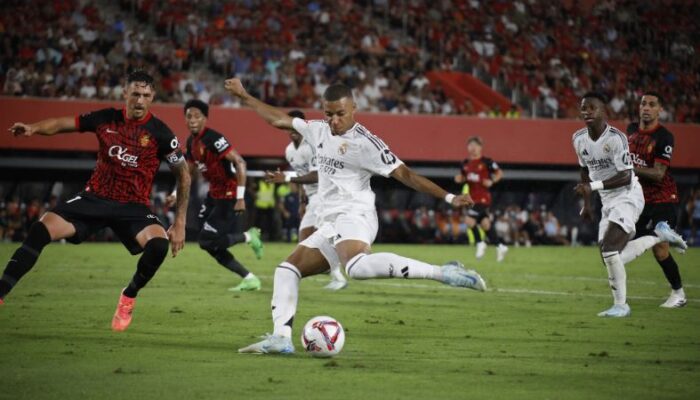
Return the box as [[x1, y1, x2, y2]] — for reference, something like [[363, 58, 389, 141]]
[[467, 136, 483, 146], [288, 110, 306, 119], [642, 91, 664, 106], [323, 83, 353, 102], [582, 91, 608, 104], [184, 99, 209, 117], [127, 70, 155, 88]]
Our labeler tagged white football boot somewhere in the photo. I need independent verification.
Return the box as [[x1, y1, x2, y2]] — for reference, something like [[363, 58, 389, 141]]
[[238, 334, 295, 354]]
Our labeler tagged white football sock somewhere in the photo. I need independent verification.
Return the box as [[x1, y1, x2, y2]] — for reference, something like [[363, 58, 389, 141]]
[[329, 262, 347, 282], [271, 262, 300, 338], [602, 251, 627, 305], [345, 252, 442, 281], [620, 235, 661, 264]]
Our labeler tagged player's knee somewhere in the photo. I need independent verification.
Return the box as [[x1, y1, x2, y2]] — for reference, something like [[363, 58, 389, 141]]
[[652, 243, 670, 260], [143, 237, 169, 267], [25, 221, 52, 251], [197, 231, 219, 252], [345, 254, 371, 280]]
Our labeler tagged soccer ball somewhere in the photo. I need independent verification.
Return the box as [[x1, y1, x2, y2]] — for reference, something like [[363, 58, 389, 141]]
[[301, 315, 345, 358]]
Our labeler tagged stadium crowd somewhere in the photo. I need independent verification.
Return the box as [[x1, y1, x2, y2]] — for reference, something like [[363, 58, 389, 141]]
[[1, 0, 698, 121]]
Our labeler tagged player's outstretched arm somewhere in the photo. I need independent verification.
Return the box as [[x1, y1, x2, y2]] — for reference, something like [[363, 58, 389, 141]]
[[224, 78, 294, 130], [9, 117, 77, 137], [265, 169, 318, 184], [167, 161, 191, 257], [391, 164, 474, 208]]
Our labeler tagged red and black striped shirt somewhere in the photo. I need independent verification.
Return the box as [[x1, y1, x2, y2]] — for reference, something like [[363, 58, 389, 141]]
[[460, 157, 499, 206], [76, 108, 184, 205], [626, 122, 678, 204], [186, 127, 238, 199]]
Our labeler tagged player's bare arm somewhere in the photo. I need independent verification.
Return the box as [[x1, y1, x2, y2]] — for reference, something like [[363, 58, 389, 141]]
[[165, 162, 197, 207], [485, 168, 503, 188], [391, 164, 474, 208], [9, 117, 77, 137], [167, 160, 190, 257], [225, 148, 247, 212], [224, 78, 293, 130], [265, 169, 318, 184], [634, 161, 668, 183]]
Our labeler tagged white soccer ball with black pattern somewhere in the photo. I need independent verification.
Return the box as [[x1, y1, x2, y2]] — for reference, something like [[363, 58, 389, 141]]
[[301, 315, 345, 358]]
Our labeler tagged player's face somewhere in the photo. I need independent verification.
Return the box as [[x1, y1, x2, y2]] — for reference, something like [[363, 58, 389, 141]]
[[579, 98, 605, 126], [124, 82, 154, 120], [185, 107, 207, 134], [639, 95, 662, 124], [288, 129, 302, 144], [323, 97, 356, 135], [467, 141, 482, 159]]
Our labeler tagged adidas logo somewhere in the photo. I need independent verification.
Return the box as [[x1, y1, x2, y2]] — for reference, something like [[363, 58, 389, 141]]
[[582, 149, 589, 156]]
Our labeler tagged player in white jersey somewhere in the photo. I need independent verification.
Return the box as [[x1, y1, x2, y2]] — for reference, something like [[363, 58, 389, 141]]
[[225, 78, 487, 354], [265, 110, 348, 291], [573, 92, 686, 318]]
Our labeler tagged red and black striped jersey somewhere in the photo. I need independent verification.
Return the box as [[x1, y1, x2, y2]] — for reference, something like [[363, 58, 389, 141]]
[[76, 108, 184, 205], [460, 157, 499, 206], [186, 127, 238, 199], [626, 123, 678, 204]]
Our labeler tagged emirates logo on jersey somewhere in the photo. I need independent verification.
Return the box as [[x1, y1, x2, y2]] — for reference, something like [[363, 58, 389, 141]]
[[139, 134, 151, 147], [108, 145, 139, 167]]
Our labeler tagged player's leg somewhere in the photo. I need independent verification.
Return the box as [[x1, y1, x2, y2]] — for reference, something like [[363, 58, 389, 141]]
[[0, 212, 76, 301], [238, 241, 330, 354], [466, 208, 486, 258], [110, 208, 169, 331], [205, 198, 263, 260], [198, 201, 260, 291], [301, 199, 347, 291], [651, 205, 686, 308], [481, 213, 509, 262], [336, 213, 486, 291], [597, 211, 634, 317]]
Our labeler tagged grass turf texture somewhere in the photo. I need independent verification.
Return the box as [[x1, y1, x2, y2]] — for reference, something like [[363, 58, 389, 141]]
[[1, 243, 699, 400]]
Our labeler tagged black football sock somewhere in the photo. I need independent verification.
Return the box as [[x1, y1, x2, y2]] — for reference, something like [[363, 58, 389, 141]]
[[219, 232, 247, 249], [123, 238, 169, 298], [487, 227, 504, 245], [0, 222, 52, 299], [209, 249, 250, 278], [471, 226, 483, 243], [658, 254, 682, 290]]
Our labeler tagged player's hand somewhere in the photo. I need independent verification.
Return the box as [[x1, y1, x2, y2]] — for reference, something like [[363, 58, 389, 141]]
[[265, 169, 286, 184], [9, 122, 34, 137], [234, 199, 246, 214], [451, 194, 475, 208], [165, 194, 176, 207], [483, 179, 493, 188], [453, 173, 464, 184], [224, 78, 247, 98], [574, 183, 592, 197], [167, 222, 186, 257]]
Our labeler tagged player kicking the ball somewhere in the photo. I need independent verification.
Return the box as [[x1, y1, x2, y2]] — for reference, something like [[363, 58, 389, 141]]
[[225, 78, 486, 354]]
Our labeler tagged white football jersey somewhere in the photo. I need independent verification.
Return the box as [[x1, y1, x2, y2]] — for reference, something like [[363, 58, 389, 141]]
[[285, 140, 318, 197], [572, 124, 639, 204], [292, 118, 403, 219]]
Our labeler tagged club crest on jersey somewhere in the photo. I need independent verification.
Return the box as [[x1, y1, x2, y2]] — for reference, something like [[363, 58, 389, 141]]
[[139, 134, 151, 147], [603, 144, 611, 153], [338, 142, 349, 155]]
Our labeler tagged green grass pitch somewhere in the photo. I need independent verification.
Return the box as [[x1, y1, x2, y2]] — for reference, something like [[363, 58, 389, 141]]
[[1, 243, 699, 399]]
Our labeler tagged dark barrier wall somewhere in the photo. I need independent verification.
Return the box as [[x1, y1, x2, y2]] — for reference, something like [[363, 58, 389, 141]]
[[2, 97, 699, 167]]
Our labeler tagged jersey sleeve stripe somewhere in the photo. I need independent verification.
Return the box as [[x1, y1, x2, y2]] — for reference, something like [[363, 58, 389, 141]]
[[355, 126, 384, 150]]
